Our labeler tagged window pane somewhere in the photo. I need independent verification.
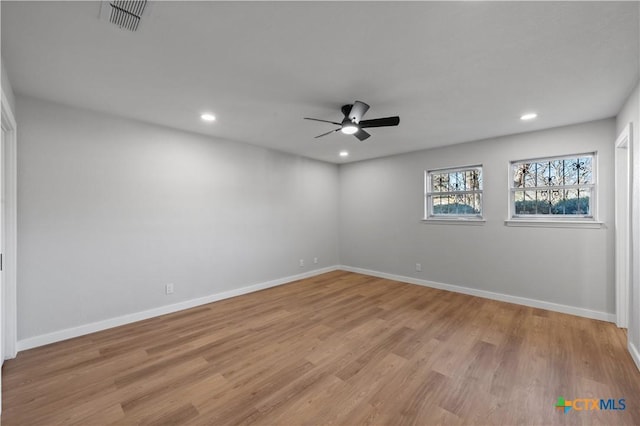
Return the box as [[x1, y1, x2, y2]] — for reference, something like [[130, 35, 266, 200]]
[[523, 163, 536, 187], [431, 195, 449, 214], [464, 169, 481, 190], [514, 187, 592, 216], [512, 156, 593, 188], [565, 160, 577, 185], [474, 170, 483, 189], [550, 188, 562, 205], [513, 164, 526, 188], [549, 160, 564, 186], [514, 190, 541, 215], [432, 195, 450, 214], [432, 173, 448, 192], [466, 193, 481, 214], [533, 162, 548, 187], [454, 194, 465, 213], [430, 193, 480, 215], [579, 156, 592, 184], [514, 190, 525, 214], [554, 188, 591, 215], [444, 173, 452, 191], [436, 169, 484, 192], [564, 157, 593, 185], [450, 172, 461, 191], [540, 161, 555, 187], [536, 190, 551, 214]]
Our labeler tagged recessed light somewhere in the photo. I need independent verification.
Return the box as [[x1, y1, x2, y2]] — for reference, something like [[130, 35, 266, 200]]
[[200, 113, 216, 122], [339, 151, 349, 157], [520, 113, 537, 121]]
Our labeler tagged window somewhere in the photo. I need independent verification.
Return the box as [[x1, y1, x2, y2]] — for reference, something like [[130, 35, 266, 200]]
[[424, 165, 483, 220], [510, 153, 596, 220]]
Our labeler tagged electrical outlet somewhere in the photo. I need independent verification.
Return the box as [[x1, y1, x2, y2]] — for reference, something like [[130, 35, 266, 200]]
[[299, 259, 304, 267], [165, 283, 174, 294], [416, 263, 422, 272], [313, 257, 318, 264]]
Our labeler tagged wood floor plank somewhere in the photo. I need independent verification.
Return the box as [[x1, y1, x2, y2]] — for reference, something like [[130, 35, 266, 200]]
[[3, 271, 639, 425]]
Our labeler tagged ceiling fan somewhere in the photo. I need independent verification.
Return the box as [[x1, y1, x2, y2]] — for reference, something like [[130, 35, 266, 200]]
[[304, 101, 400, 141]]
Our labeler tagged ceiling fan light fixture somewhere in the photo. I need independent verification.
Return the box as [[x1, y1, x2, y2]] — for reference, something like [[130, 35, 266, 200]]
[[341, 119, 359, 135], [341, 125, 358, 135]]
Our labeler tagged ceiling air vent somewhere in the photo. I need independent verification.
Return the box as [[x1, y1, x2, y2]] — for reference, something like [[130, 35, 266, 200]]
[[99, 1, 148, 32]]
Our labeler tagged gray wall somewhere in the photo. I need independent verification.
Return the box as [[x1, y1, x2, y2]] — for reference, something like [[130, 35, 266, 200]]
[[340, 119, 616, 315], [16, 96, 339, 340], [1, 57, 16, 113], [617, 81, 640, 355]]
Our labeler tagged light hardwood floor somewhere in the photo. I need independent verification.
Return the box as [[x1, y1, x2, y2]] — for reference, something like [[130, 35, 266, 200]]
[[2, 271, 639, 425]]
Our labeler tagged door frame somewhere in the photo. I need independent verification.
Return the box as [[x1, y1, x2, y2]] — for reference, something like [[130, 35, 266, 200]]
[[1, 89, 17, 360], [615, 123, 632, 328]]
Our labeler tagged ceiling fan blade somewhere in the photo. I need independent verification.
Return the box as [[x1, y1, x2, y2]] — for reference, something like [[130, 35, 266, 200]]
[[348, 101, 370, 123], [315, 128, 341, 138], [359, 116, 400, 128], [353, 129, 371, 141], [304, 117, 342, 126]]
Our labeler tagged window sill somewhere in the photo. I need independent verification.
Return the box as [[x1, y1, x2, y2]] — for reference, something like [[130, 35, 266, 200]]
[[421, 218, 485, 225], [504, 219, 604, 229]]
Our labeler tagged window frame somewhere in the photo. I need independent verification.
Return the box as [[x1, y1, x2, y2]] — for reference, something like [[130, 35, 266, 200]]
[[507, 152, 598, 224], [423, 164, 484, 222]]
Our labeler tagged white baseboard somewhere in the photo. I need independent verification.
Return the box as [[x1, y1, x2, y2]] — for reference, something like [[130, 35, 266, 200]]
[[16, 264, 617, 352], [17, 266, 339, 352], [629, 341, 640, 372], [339, 265, 616, 323]]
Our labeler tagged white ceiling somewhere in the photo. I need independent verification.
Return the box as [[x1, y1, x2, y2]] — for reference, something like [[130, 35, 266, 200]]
[[2, 1, 639, 164]]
